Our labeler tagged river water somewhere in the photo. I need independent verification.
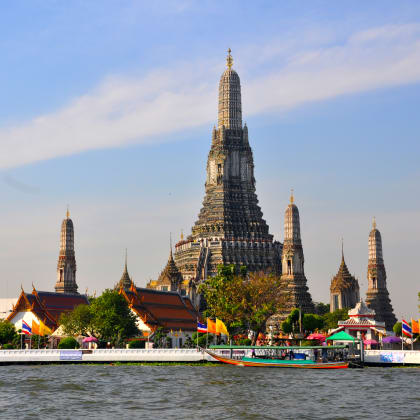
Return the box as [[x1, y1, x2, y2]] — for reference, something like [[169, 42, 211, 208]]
[[0, 365, 418, 419]]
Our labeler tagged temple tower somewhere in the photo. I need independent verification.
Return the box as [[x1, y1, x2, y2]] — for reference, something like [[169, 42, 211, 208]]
[[365, 218, 396, 330], [173, 50, 281, 305], [116, 250, 132, 291], [330, 244, 360, 312], [55, 209, 78, 294], [279, 192, 314, 315]]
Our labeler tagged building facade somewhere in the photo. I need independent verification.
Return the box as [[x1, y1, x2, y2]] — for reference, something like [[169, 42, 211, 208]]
[[330, 249, 360, 312], [365, 219, 396, 331], [173, 50, 282, 305]]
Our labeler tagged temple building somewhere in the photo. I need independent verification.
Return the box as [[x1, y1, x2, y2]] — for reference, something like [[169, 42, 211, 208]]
[[7, 285, 88, 334], [119, 283, 200, 347], [277, 192, 314, 316], [7, 210, 88, 334], [365, 218, 397, 331], [171, 50, 282, 305], [330, 246, 360, 312], [333, 300, 386, 344], [146, 249, 188, 294], [55, 209, 78, 294]]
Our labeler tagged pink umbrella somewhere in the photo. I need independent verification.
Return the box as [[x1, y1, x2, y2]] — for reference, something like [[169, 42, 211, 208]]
[[307, 333, 326, 341], [82, 336, 98, 343], [363, 339, 378, 345]]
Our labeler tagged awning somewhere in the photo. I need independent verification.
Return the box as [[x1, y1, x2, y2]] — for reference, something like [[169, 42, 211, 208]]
[[326, 331, 356, 342]]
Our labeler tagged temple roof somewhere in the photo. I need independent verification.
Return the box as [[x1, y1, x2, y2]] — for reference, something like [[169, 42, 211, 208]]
[[121, 286, 199, 331], [115, 252, 132, 290], [330, 254, 359, 293], [157, 251, 183, 287], [348, 300, 375, 317]]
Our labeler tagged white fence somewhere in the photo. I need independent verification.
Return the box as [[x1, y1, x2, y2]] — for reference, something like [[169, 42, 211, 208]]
[[364, 349, 420, 365], [0, 348, 216, 364]]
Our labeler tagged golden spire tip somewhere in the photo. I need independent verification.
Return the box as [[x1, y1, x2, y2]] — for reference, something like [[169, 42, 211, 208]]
[[226, 48, 233, 70], [66, 205, 70, 219], [373, 216, 376, 229], [290, 188, 294, 204]]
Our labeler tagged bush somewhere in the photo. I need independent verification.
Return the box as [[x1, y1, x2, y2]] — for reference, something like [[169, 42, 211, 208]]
[[2, 343, 14, 349], [58, 337, 80, 349], [128, 339, 146, 349], [235, 337, 252, 346]]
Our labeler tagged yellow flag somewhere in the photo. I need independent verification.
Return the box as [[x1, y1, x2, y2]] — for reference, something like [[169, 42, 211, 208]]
[[412, 319, 420, 334], [207, 318, 218, 334], [39, 320, 52, 336], [216, 318, 229, 336], [32, 320, 40, 335]]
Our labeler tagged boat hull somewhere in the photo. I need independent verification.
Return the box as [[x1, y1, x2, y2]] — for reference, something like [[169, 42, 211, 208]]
[[206, 350, 349, 369]]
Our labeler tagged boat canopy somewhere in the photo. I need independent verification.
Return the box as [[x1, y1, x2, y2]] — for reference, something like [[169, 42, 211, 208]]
[[209, 345, 347, 350]]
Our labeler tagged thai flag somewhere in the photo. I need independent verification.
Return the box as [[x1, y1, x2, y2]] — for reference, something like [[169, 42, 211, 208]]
[[197, 321, 207, 333], [22, 320, 32, 335], [402, 319, 412, 338]]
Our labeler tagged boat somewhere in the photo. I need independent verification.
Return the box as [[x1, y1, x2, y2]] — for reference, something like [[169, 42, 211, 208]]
[[204, 345, 359, 369]]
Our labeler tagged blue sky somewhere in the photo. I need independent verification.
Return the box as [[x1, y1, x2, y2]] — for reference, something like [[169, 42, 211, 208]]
[[1, 1, 419, 319]]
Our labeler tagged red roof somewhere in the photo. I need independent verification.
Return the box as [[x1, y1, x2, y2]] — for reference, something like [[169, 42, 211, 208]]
[[122, 287, 199, 331]]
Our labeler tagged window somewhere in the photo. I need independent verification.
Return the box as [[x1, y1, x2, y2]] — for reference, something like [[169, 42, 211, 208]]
[[287, 260, 292, 275], [333, 295, 339, 310], [161, 286, 168, 292], [372, 277, 377, 289]]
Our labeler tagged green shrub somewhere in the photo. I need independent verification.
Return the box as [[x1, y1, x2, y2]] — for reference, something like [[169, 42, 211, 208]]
[[58, 337, 80, 349], [2, 343, 14, 349], [128, 339, 146, 349], [235, 337, 252, 346]]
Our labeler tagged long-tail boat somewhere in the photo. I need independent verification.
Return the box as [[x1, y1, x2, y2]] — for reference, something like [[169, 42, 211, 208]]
[[204, 345, 361, 369]]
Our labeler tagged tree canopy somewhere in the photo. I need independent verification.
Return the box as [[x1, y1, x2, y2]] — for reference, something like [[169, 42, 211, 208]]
[[60, 289, 139, 346], [0, 320, 17, 345], [199, 265, 287, 344]]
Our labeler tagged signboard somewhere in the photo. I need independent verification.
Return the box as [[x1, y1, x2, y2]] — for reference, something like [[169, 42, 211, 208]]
[[379, 351, 405, 363], [59, 350, 83, 361]]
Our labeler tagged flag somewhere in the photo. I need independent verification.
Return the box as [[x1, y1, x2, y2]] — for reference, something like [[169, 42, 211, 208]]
[[402, 319, 412, 338], [197, 321, 207, 333], [39, 320, 52, 336], [32, 320, 40, 335], [216, 318, 229, 336], [412, 319, 420, 334], [207, 318, 218, 334], [22, 320, 32, 335]]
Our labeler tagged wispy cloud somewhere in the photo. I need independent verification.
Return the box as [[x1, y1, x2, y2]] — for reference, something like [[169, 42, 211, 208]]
[[2, 23, 420, 169]]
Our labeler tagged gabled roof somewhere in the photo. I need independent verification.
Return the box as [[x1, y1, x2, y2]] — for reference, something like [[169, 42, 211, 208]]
[[7, 287, 88, 331], [120, 283, 199, 331]]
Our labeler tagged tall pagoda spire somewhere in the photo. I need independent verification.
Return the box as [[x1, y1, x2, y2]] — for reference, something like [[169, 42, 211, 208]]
[[116, 249, 132, 290], [55, 209, 78, 294], [279, 192, 314, 315], [365, 218, 396, 330], [172, 51, 282, 307]]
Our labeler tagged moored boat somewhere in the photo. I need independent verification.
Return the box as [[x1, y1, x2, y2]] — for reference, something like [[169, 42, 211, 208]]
[[204, 345, 361, 369]]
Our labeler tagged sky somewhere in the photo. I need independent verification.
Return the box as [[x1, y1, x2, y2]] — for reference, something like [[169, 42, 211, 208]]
[[1, 1, 419, 320]]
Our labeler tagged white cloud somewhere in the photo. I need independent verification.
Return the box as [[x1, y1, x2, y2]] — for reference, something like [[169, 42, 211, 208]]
[[2, 23, 420, 169]]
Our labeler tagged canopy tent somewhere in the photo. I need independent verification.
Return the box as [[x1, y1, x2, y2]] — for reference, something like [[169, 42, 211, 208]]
[[382, 336, 401, 344], [363, 339, 378, 345], [306, 333, 326, 341], [326, 331, 355, 342]]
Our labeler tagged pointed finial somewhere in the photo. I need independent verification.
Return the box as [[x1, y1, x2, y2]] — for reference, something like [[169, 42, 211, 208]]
[[372, 216, 376, 229], [181, 229, 184, 241], [290, 189, 294, 204], [226, 48, 233, 70], [341, 237, 344, 260], [66, 205, 70, 219], [124, 248, 128, 270]]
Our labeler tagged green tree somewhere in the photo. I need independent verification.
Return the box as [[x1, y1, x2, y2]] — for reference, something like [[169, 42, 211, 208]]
[[393, 322, 402, 336], [302, 314, 324, 333], [58, 336, 80, 349], [90, 290, 139, 346], [0, 320, 18, 345], [60, 304, 95, 336], [199, 265, 287, 344], [322, 308, 349, 331], [30, 335, 49, 349], [314, 302, 330, 315], [128, 339, 146, 349]]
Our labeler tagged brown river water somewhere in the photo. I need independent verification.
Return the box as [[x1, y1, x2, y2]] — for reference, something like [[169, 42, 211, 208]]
[[0, 364, 419, 419]]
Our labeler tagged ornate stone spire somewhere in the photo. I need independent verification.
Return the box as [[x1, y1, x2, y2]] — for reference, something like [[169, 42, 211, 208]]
[[116, 249, 132, 290], [365, 219, 396, 330], [55, 209, 78, 294], [218, 48, 242, 129], [158, 249, 183, 292], [329, 245, 360, 312], [173, 51, 282, 308], [280, 193, 314, 315]]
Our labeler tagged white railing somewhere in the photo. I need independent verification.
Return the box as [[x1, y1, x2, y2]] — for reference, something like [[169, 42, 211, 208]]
[[364, 349, 420, 364]]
